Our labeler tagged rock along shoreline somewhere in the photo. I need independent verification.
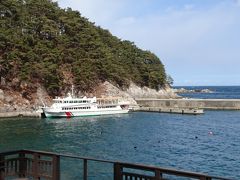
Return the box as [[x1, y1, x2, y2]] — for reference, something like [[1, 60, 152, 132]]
[[0, 111, 43, 118]]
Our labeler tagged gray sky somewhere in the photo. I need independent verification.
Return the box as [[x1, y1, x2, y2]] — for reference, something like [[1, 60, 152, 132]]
[[57, 0, 240, 86]]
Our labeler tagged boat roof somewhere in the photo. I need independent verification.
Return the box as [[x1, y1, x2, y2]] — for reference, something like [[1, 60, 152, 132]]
[[53, 94, 122, 101], [53, 93, 95, 101]]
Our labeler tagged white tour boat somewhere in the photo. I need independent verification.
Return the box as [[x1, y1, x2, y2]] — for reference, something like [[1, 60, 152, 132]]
[[42, 93, 130, 118]]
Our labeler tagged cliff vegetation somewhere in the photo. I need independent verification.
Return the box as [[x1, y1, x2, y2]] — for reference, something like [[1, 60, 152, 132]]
[[0, 0, 167, 96]]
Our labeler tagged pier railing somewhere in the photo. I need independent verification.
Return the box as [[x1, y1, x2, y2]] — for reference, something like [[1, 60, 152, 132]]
[[0, 149, 233, 180]]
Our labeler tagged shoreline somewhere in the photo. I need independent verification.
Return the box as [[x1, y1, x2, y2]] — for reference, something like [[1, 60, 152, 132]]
[[0, 111, 43, 118], [1, 98, 240, 118]]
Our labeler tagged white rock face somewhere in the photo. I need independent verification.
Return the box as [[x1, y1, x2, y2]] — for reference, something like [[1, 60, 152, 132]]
[[35, 85, 52, 107], [96, 81, 178, 105], [95, 81, 138, 105], [126, 82, 178, 99], [0, 89, 4, 100]]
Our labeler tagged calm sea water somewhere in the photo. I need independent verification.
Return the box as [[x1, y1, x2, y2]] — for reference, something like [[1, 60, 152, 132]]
[[0, 111, 240, 179], [174, 86, 240, 99]]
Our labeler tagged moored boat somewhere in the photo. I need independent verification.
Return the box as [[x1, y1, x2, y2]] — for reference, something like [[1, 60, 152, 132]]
[[42, 93, 129, 118]]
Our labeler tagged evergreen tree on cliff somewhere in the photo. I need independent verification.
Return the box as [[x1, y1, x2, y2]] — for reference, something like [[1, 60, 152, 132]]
[[0, 0, 167, 96]]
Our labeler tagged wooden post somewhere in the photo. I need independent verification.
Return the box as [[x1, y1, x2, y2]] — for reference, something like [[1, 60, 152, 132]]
[[52, 155, 60, 180], [32, 153, 40, 179], [19, 152, 27, 178], [114, 163, 122, 180], [155, 169, 163, 180], [83, 159, 87, 180], [0, 155, 4, 180]]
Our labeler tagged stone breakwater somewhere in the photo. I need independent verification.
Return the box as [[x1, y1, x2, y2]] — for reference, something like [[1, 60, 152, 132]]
[[135, 98, 240, 110], [0, 111, 42, 118], [137, 106, 204, 115]]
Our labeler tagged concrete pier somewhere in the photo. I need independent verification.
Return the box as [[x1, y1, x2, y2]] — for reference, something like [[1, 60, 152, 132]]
[[137, 107, 204, 115], [135, 98, 240, 110], [0, 111, 42, 118]]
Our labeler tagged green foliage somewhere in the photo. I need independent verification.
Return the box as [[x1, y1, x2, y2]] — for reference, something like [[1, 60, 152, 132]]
[[0, 0, 168, 96], [166, 74, 174, 86]]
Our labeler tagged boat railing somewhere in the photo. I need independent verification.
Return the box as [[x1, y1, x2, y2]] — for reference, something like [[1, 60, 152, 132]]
[[0, 149, 233, 180]]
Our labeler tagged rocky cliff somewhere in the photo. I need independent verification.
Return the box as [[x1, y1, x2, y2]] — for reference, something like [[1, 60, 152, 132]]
[[0, 81, 178, 112]]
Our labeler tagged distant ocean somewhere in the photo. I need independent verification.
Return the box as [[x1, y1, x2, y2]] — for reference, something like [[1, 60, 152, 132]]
[[173, 86, 240, 99]]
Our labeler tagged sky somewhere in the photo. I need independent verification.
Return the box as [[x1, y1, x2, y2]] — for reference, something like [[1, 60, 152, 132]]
[[57, 0, 240, 86]]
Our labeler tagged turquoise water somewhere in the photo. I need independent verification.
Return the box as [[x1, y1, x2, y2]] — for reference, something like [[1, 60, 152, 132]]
[[0, 111, 240, 179]]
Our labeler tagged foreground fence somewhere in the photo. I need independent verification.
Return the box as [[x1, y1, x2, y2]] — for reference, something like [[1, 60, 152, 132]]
[[0, 149, 233, 180]]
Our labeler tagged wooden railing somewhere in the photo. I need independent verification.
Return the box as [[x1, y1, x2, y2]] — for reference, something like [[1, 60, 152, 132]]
[[0, 150, 59, 180], [0, 150, 234, 180]]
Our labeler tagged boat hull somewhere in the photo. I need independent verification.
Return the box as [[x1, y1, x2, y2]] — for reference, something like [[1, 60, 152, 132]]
[[43, 109, 129, 118]]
